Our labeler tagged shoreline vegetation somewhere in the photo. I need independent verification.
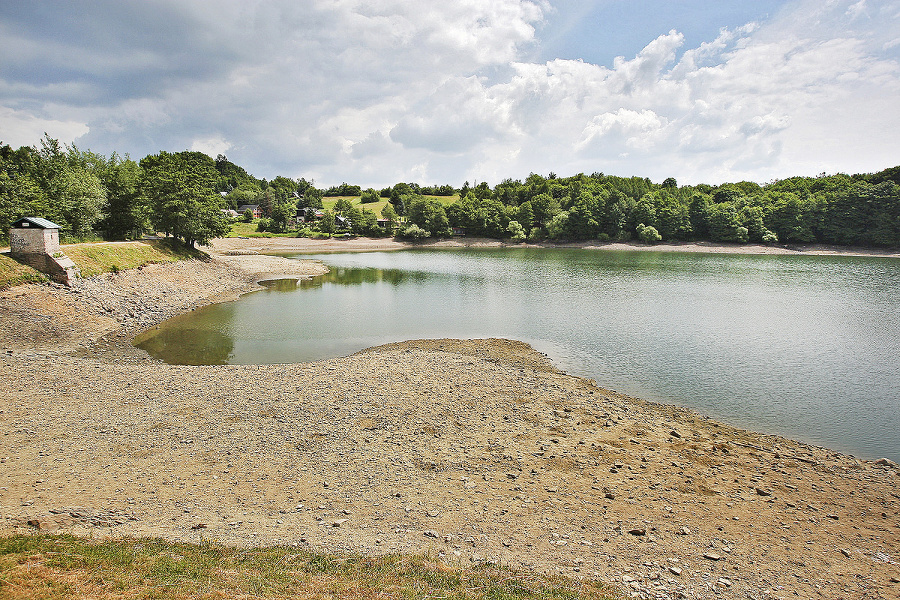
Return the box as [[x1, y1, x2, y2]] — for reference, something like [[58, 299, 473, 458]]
[[1, 239, 898, 599]]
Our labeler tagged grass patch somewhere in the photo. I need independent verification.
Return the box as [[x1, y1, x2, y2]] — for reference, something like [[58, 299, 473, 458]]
[[224, 221, 297, 238], [63, 239, 206, 278], [0, 534, 616, 600], [0, 253, 47, 289]]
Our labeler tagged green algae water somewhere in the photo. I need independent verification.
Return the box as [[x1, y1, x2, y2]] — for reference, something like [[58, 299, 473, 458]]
[[134, 248, 900, 462]]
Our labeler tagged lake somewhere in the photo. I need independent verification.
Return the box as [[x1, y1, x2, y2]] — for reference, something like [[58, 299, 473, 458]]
[[134, 248, 900, 462]]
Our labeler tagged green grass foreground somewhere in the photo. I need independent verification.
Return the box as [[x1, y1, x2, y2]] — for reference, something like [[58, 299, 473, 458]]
[[0, 254, 46, 289], [63, 239, 206, 278], [0, 534, 617, 600]]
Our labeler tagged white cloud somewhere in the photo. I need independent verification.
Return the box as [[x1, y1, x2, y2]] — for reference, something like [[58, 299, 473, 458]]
[[190, 136, 232, 158], [1, 0, 898, 186], [0, 105, 89, 148]]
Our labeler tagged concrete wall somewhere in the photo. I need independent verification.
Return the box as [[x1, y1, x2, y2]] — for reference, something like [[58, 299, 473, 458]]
[[10, 227, 59, 256]]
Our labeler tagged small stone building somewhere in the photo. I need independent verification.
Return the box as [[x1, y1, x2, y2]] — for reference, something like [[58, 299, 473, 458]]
[[9, 217, 79, 285]]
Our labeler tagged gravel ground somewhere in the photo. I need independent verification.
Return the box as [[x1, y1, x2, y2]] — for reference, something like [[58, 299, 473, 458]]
[[1, 248, 898, 600]]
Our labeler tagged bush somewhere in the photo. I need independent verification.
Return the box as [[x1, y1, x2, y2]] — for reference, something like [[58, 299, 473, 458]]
[[507, 220, 526, 242], [761, 229, 778, 244], [397, 224, 429, 240], [637, 223, 662, 244], [256, 218, 271, 232], [242, 209, 254, 223]]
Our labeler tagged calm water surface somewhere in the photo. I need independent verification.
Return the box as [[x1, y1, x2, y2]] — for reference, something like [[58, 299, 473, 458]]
[[135, 248, 900, 461]]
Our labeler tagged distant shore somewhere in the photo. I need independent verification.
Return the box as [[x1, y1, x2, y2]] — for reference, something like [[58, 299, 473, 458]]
[[212, 235, 900, 258]]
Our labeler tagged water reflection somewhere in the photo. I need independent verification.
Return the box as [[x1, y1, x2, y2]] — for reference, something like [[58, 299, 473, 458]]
[[135, 325, 235, 365]]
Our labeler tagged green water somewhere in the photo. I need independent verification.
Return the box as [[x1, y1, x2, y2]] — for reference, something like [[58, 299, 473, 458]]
[[135, 248, 900, 461]]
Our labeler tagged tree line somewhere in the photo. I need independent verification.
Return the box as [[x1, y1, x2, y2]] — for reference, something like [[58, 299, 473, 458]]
[[2, 135, 898, 248]]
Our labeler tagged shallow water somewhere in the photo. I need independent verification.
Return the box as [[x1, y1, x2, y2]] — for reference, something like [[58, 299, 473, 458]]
[[135, 248, 900, 461]]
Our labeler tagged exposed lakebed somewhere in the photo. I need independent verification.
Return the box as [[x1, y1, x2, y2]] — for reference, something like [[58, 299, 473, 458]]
[[135, 247, 900, 461]]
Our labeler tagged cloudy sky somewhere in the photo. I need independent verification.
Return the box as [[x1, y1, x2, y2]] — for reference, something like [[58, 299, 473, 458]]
[[1, 0, 898, 187]]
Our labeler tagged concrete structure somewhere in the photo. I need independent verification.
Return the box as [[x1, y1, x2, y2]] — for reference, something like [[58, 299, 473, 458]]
[[9, 217, 80, 285]]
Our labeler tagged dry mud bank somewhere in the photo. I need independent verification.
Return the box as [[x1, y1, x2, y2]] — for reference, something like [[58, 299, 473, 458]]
[[211, 235, 900, 258], [0, 249, 898, 600]]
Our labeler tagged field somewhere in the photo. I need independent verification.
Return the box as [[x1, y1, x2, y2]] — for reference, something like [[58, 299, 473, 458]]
[[62, 240, 205, 277]]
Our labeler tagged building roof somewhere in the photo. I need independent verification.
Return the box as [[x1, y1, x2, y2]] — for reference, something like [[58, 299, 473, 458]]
[[12, 217, 60, 229]]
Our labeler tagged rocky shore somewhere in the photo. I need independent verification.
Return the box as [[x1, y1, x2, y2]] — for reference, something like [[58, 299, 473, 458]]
[[1, 243, 898, 600]]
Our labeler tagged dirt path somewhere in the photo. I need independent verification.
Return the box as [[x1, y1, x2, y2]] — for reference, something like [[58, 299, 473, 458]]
[[0, 247, 898, 600]]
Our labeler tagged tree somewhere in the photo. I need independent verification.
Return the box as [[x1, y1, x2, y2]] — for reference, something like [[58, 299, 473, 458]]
[[318, 209, 336, 234], [139, 151, 229, 247], [269, 197, 295, 233], [98, 153, 147, 240], [381, 202, 398, 225], [407, 197, 450, 237], [360, 188, 380, 203]]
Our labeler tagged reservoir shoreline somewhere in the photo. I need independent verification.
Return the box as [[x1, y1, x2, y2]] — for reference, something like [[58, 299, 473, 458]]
[[1, 240, 898, 599]]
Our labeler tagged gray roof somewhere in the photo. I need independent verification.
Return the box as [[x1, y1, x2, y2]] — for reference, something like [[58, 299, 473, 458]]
[[12, 217, 60, 229]]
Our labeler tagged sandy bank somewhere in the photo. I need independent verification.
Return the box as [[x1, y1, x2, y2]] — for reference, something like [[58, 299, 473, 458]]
[[1, 249, 898, 600], [211, 235, 900, 259]]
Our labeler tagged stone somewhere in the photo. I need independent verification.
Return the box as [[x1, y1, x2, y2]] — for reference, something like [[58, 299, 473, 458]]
[[874, 458, 897, 468], [191, 523, 207, 530], [602, 487, 616, 500], [670, 430, 682, 438], [840, 548, 851, 558], [676, 526, 691, 535], [628, 528, 646, 536], [717, 577, 733, 588], [755, 488, 772, 497], [423, 529, 439, 538], [669, 566, 682, 576], [331, 519, 348, 527], [703, 552, 722, 561]]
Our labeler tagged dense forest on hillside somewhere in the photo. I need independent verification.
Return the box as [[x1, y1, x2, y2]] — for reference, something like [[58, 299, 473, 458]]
[[2, 135, 899, 247]]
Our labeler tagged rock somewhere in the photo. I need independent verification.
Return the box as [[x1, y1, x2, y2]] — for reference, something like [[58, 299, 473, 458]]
[[874, 458, 897, 468], [602, 487, 616, 500], [670, 430, 682, 438], [424, 529, 439, 538], [191, 523, 207, 530], [676, 526, 691, 535], [331, 519, 348, 527], [669, 566, 682, 576], [840, 548, 852, 558], [717, 577, 733, 588], [755, 487, 772, 497], [703, 552, 722, 561], [628, 528, 646, 536]]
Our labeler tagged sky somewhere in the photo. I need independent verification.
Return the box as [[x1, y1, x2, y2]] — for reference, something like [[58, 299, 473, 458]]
[[1, 0, 899, 188]]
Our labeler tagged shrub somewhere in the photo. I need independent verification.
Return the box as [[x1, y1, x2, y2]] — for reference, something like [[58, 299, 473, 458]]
[[637, 223, 662, 244], [256, 218, 271, 232], [242, 209, 254, 222], [761, 229, 779, 244], [397, 224, 429, 240], [507, 220, 526, 242]]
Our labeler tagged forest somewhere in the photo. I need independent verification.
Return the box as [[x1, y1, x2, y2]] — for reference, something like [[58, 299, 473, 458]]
[[2, 135, 899, 248]]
